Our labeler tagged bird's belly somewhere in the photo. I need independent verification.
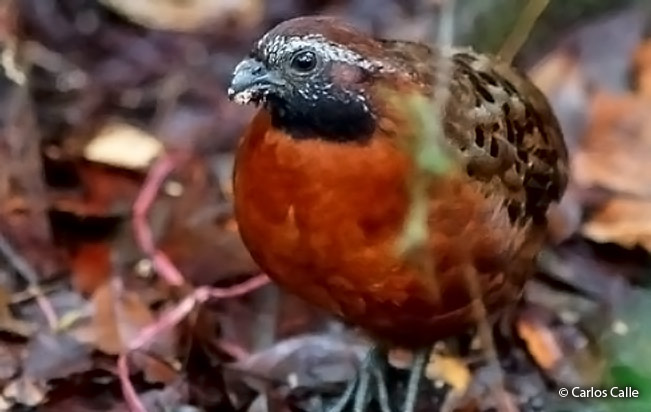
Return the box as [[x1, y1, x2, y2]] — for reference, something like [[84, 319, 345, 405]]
[[233, 123, 535, 346], [235, 172, 528, 346], [236, 199, 523, 346]]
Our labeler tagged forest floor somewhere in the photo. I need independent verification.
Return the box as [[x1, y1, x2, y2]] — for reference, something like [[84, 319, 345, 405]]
[[1, 1, 651, 411]]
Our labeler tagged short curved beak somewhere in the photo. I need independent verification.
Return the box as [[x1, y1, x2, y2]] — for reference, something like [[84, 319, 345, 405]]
[[228, 58, 285, 105]]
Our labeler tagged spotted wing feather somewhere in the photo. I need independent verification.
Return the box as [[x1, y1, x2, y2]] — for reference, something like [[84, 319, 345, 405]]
[[445, 50, 568, 225], [382, 41, 568, 225]]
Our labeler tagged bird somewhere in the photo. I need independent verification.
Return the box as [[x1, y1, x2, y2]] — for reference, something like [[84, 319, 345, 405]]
[[228, 15, 568, 412]]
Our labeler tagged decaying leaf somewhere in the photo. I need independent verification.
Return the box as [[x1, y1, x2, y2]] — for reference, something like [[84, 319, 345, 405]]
[[573, 90, 651, 251], [99, 0, 263, 31], [90, 277, 179, 385], [69, 242, 113, 295], [425, 352, 472, 394], [91, 278, 155, 355], [516, 316, 563, 371], [574, 93, 651, 197], [2, 376, 46, 408], [83, 122, 163, 171], [582, 197, 651, 250], [517, 306, 606, 388]]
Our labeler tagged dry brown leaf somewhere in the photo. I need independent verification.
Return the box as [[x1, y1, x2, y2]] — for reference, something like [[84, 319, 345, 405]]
[[70, 242, 112, 295], [141, 355, 179, 385], [83, 122, 163, 171], [573, 93, 651, 197], [516, 316, 562, 371], [2, 377, 46, 408], [90, 279, 178, 384], [573, 90, 651, 250], [99, 0, 263, 31], [582, 197, 651, 250], [91, 278, 155, 355], [425, 352, 471, 394]]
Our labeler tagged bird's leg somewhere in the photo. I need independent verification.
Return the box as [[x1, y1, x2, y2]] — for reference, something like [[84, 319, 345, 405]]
[[402, 347, 430, 412], [353, 357, 372, 412], [327, 346, 433, 412], [372, 358, 392, 412], [327, 373, 358, 412], [326, 346, 392, 412]]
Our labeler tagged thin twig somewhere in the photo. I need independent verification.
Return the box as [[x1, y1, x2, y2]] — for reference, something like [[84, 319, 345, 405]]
[[462, 267, 514, 412], [1, 71, 58, 331], [413, 2, 514, 409], [498, 0, 550, 64], [118, 274, 269, 412], [131, 71, 192, 287], [398, 0, 458, 304], [132, 153, 186, 286], [0, 234, 58, 330]]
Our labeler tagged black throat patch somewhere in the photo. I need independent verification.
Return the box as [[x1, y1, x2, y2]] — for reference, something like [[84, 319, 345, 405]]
[[266, 89, 376, 143]]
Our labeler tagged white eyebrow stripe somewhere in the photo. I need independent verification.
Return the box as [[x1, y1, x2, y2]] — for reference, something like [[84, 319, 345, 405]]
[[258, 34, 393, 73]]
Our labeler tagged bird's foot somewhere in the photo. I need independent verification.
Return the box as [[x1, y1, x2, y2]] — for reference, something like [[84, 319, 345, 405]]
[[325, 346, 391, 412], [326, 346, 430, 412]]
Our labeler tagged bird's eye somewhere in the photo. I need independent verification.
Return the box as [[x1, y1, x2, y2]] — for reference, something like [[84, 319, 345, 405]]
[[290, 50, 318, 73]]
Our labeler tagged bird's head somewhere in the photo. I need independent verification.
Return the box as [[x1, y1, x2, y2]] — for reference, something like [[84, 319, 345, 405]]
[[228, 16, 406, 142]]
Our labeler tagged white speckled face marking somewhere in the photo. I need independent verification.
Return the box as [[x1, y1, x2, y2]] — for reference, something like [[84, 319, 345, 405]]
[[231, 89, 256, 105], [257, 34, 390, 73]]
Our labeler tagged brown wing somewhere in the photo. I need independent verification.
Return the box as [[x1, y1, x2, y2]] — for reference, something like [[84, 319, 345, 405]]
[[441, 49, 569, 225], [375, 40, 568, 226]]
